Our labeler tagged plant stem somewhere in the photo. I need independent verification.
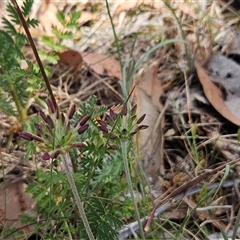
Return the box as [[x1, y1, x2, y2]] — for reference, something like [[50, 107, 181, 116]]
[[60, 153, 95, 240], [61, 211, 73, 240], [105, 0, 122, 69], [10, 0, 57, 109], [121, 140, 145, 239]]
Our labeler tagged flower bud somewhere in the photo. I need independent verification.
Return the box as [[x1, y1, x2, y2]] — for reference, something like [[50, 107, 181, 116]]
[[42, 152, 51, 160], [105, 114, 112, 124], [19, 132, 43, 142], [99, 124, 108, 133], [47, 98, 56, 114], [68, 105, 76, 119], [109, 109, 117, 121], [46, 116, 54, 129], [136, 114, 146, 124], [55, 109, 60, 119], [51, 150, 61, 159], [97, 119, 107, 127], [61, 113, 65, 124], [39, 110, 48, 123], [122, 105, 127, 116], [71, 142, 86, 148], [78, 124, 89, 134], [19, 132, 34, 141], [80, 115, 90, 126]]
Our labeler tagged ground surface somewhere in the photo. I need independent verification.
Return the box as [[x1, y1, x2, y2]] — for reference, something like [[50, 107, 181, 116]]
[[1, 0, 240, 239]]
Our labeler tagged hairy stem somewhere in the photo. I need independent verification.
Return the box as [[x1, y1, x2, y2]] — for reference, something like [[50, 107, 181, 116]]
[[60, 153, 95, 240], [121, 140, 145, 239]]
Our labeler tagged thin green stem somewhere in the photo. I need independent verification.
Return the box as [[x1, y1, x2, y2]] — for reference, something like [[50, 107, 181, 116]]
[[121, 140, 145, 239], [60, 153, 95, 240], [163, 1, 192, 69], [105, 0, 122, 69], [61, 211, 73, 240]]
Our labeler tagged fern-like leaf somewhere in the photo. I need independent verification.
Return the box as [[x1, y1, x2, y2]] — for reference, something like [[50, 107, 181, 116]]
[[80, 198, 122, 240], [21, 0, 34, 17], [0, 30, 24, 64], [0, 92, 17, 116], [4, 3, 21, 25]]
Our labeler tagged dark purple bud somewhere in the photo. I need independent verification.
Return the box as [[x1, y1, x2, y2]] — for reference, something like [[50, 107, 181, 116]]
[[97, 119, 107, 127], [99, 124, 108, 133], [80, 115, 90, 126], [136, 125, 149, 131], [42, 152, 51, 160], [78, 124, 89, 134], [68, 105, 76, 119], [47, 98, 56, 114], [39, 110, 48, 123], [137, 114, 146, 124], [61, 113, 65, 124], [19, 132, 34, 141], [51, 150, 61, 159], [71, 142, 86, 148], [122, 105, 127, 116], [46, 115, 54, 129], [109, 108, 117, 121], [19, 132, 43, 142], [55, 109, 60, 119], [31, 135, 44, 142]]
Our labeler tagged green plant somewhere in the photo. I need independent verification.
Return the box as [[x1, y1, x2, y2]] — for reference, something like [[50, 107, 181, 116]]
[[0, 1, 152, 238], [16, 95, 149, 239], [0, 0, 196, 238], [39, 9, 81, 65], [0, 0, 41, 122]]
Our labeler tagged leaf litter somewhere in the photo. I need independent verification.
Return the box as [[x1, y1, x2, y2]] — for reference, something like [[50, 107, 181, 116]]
[[2, 0, 240, 239]]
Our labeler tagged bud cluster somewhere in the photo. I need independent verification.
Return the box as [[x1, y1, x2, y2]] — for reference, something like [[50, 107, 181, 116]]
[[19, 99, 89, 160], [97, 104, 148, 140]]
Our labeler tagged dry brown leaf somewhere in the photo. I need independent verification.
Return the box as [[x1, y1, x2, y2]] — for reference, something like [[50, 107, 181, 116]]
[[78, 11, 97, 25], [0, 181, 36, 237], [81, 52, 122, 79], [195, 62, 240, 126], [57, 50, 83, 71], [133, 52, 165, 184], [176, 2, 197, 19]]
